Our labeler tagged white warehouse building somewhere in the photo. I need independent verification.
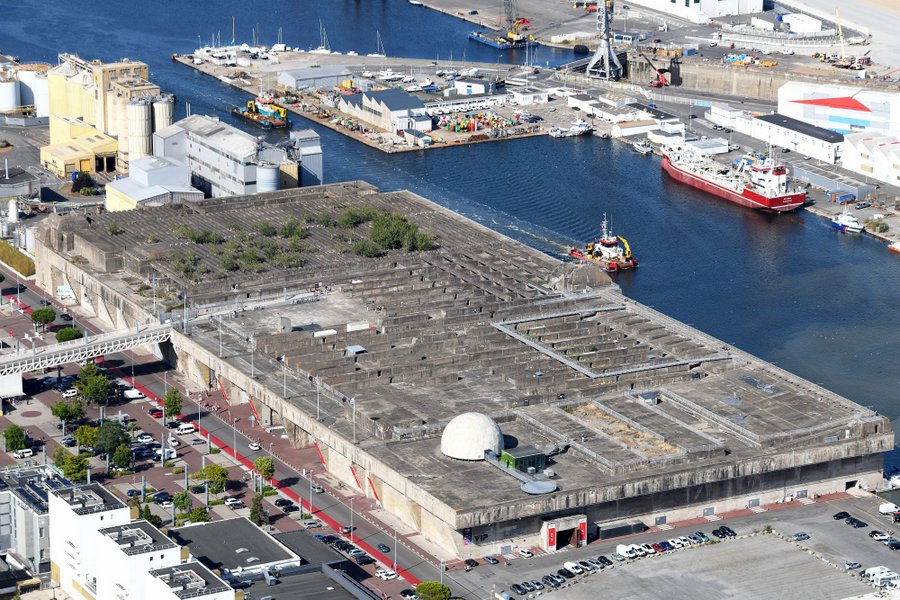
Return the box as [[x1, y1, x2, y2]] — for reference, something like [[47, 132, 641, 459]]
[[842, 133, 900, 187], [752, 114, 844, 164], [622, 0, 762, 24]]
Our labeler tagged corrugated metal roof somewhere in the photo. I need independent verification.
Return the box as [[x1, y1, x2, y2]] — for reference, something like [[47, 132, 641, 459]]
[[755, 113, 844, 143]]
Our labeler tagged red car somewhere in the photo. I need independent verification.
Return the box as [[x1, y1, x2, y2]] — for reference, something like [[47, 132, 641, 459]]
[[148, 408, 163, 418], [651, 543, 665, 553]]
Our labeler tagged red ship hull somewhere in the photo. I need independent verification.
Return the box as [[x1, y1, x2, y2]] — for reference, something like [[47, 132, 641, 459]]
[[662, 155, 805, 213]]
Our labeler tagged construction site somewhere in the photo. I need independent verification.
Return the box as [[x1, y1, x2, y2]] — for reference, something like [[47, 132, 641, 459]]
[[32, 181, 894, 559]]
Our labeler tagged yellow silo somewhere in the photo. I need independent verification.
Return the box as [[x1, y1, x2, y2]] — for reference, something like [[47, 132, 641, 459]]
[[47, 62, 76, 117], [64, 72, 91, 120], [81, 83, 96, 126]]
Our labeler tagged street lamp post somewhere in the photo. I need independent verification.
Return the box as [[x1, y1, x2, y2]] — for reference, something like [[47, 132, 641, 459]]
[[308, 473, 313, 516], [232, 417, 237, 457], [349, 497, 353, 542], [393, 527, 397, 571]]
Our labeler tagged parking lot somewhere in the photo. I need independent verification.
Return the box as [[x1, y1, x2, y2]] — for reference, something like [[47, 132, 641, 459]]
[[451, 495, 900, 600]]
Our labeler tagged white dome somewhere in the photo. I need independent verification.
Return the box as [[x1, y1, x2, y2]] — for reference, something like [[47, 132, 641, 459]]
[[440, 412, 503, 460]]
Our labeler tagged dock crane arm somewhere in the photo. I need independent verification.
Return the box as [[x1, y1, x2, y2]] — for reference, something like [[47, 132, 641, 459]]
[[617, 235, 632, 259], [636, 49, 668, 87]]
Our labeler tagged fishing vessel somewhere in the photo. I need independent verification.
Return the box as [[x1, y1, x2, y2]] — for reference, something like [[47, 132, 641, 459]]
[[888, 242, 900, 254], [831, 207, 863, 233], [662, 149, 806, 213], [231, 96, 292, 130], [568, 215, 637, 272]]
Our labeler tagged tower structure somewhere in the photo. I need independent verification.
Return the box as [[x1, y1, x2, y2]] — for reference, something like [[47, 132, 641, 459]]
[[586, 0, 622, 80]]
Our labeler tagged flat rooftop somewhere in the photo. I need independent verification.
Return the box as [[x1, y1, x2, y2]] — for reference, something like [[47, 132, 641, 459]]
[[0, 466, 70, 515], [99, 520, 176, 556], [149, 562, 231, 599], [169, 518, 297, 572], [273, 531, 346, 565], [243, 569, 371, 600], [51, 483, 125, 514]]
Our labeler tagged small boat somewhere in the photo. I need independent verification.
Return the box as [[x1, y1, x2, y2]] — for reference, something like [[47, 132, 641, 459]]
[[888, 242, 900, 254], [568, 214, 638, 273], [632, 140, 652, 155], [831, 207, 863, 233], [231, 97, 292, 130], [548, 127, 568, 138], [409, 0, 424, 5], [367, 31, 387, 58]]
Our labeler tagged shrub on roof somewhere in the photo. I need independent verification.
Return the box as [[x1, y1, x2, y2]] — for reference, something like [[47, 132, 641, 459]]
[[0, 240, 35, 276]]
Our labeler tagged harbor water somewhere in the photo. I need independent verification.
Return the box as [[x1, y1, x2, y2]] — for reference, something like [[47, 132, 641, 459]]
[[3, 1, 900, 441]]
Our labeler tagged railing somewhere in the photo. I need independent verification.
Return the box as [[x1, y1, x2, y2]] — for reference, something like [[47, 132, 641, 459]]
[[0, 324, 172, 375]]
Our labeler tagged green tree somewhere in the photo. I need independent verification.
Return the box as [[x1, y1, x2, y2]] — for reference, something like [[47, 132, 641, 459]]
[[112, 444, 133, 469], [30, 307, 56, 331], [173, 491, 192, 513], [3, 424, 26, 452], [75, 363, 110, 404], [254, 455, 275, 481], [415, 582, 452, 600], [249, 493, 268, 526], [96, 421, 128, 456], [163, 388, 183, 418], [186, 507, 210, 523], [142, 504, 163, 528], [194, 463, 229, 495], [51, 399, 85, 432], [71, 172, 93, 193], [53, 447, 89, 481], [55, 327, 84, 342], [73, 424, 99, 449]]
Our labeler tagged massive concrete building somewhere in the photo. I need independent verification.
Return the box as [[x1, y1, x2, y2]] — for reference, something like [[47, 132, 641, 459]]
[[34, 182, 893, 558]]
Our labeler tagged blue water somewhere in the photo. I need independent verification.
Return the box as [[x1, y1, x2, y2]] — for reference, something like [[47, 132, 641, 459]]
[[4, 1, 900, 425]]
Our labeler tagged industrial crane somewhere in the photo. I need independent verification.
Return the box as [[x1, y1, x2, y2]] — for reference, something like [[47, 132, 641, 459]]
[[503, 0, 524, 44], [637, 49, 669, 87]]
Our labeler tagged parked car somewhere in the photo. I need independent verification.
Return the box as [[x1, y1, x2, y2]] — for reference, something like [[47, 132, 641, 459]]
[[483, 555, 499, 564], [132, 446, 154, 459], [281, 504, 299, 514], [511, 584, 527, 595], [341, 526, 354, 534], [578, 560, 596, 572], [355, 554, 375, 565], [792, 532, 810, 542], [224, 497, 245, 509], [464, 558, 478, 568], [695, 531, 710, 543], [542, 575, 560, 588], [147, 408, 163, 418], [60, 435, 76, 447], [152, 448, 176, 461], [870, 531, 890, 541], [273, 498, 293, 507], [855, 201, 871, 210], [719, 526, 737, 537], [846, 517, 868, 528], [248, 442, 262, 451], [530, 580, 544, 590], [844, 561, 862, 570], [153, 491, 172, 504], [597, 555, 613, 567], [557, 567, 575, 579], [12, 448, 34, 459], [165, 420, 181, 429], [126, 489, 143, 497], [518, 548, 534, 558], [658, 541, 674, 551], [377, 544, 391, 553], [311, 484, 325, 493]]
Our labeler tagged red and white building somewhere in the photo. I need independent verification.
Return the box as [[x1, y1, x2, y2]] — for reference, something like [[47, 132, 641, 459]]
[[777, 82, 900, 137]]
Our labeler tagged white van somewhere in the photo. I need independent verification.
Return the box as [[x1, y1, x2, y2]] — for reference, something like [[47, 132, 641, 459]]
[[61, 389, 78, 398], [12, 448, 33, 459], [879, 502, 900, 514], [123, 389, 145, 400], [176, 423, 196, 435]]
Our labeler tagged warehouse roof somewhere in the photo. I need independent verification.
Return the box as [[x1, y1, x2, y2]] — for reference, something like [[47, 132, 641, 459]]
[[755, 113, 844, 143]]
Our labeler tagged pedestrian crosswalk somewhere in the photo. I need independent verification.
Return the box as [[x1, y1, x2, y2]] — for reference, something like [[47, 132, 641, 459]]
[[798, 497, 816, 505], [749, 505, 768, 513], [705, 515, 721, 522], [657, 523, 673, 531]]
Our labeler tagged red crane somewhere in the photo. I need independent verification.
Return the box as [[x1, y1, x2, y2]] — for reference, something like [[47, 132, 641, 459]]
[[637, 49, 669, 88]]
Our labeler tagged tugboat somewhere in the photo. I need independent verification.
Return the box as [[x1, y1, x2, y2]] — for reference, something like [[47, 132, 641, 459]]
[[231, 96, 292, 130], [569, 215, 638, 272]]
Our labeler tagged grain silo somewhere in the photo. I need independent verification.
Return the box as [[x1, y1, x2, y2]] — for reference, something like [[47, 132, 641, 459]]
[[0, 75, 19, 112], [104, 90, 119, 137], [65, 71, 90, 119], [80, 83, 96, 126], [256, 162, 281, 193], [127, 97, 153, 159], [115, 93, 129, 147], [152, 93, 174, 131]]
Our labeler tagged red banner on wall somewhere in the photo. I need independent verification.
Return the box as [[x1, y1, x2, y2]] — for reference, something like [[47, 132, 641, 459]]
[[548, 523, 557, 548], [313, 442, 326, 466], [578, 518, 588, 546]]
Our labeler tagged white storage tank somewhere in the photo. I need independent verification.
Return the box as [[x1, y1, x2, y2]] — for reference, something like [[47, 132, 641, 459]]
[[152, 93, 174, 131], [127, 97, 153, 159], [17, 69, 50, 118], [256, 162, 280, 192], [7, 199, 18, 223], [0, 76, 20, 112]]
